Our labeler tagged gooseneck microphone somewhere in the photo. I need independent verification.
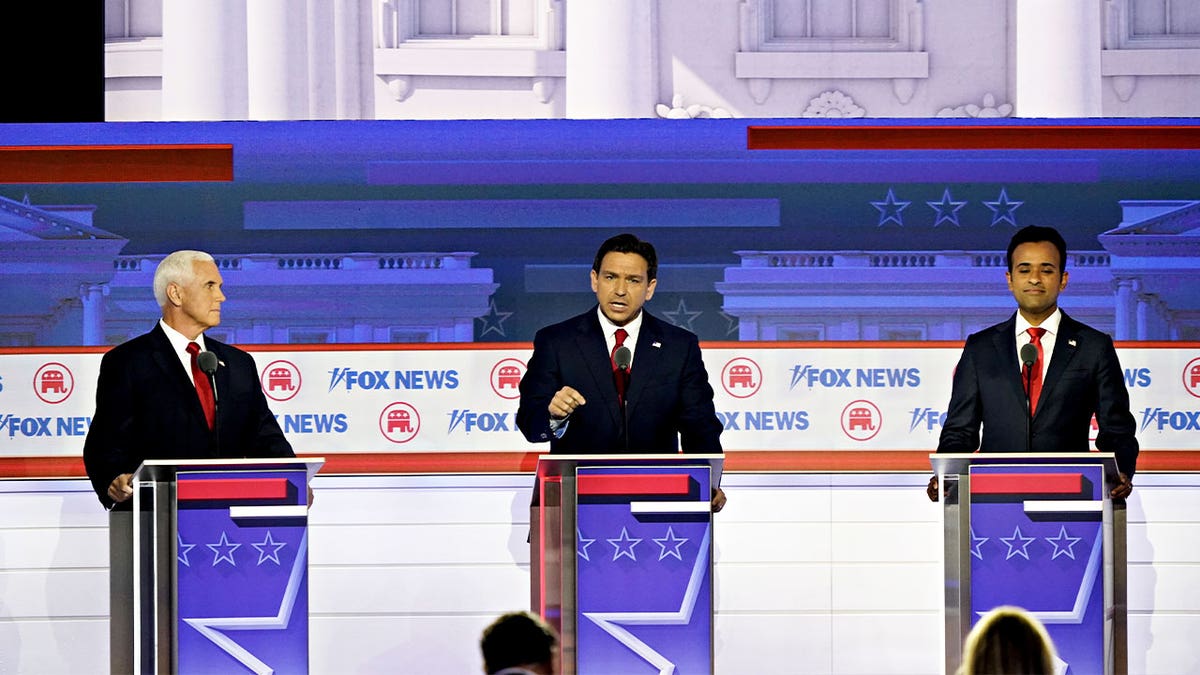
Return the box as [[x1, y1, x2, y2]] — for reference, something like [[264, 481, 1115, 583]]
[[614, 346, 632, 451], [1020, 342, 1038, 453], [197, 350, 221, 455]]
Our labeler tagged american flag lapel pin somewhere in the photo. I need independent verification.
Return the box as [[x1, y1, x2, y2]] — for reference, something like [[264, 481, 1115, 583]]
[[652, 341, 662, 348], [1068, 339, 1077, 347]]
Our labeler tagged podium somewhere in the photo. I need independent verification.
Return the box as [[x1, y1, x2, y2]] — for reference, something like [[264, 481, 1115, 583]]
[[531, 453, 722, 675], [116, 457, 323, 674], [931, 452, 1127, 675]]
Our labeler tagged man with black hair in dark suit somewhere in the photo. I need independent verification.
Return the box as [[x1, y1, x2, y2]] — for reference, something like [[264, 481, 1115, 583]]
[[517, 233, 726, 511], [927, 225, 1138, 501], [83, 249, 296, 671]]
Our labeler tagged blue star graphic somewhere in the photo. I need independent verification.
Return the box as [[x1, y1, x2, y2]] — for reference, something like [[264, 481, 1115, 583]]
[[251, 530, 288, 565], [178, 533, 197, 567], [577, 528, 596, 562], [607, 527, 642, 562], [663, 299, 701, 332], [926, 188, 967, 227], [970, 527, 989, 561], [1045, 525, 1083, 560], [984, 187, 1023, 227], [870, 188, 910, 227], [652, 526, 690, 561], [207, 531, 242, 567], [1000, 526, 1036, 561], [476, 298, 513, 338]]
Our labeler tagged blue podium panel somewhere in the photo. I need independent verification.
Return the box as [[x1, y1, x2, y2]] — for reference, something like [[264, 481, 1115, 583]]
[[175, 469, 310, 674], [968, 464, 1106, 674], [575, 465, 713, 675]]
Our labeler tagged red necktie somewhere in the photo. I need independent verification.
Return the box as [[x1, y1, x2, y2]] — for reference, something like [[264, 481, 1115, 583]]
[[1023, 327, 1046, 415], [187, 342, 216, 430], [611, 328, 629, 405]]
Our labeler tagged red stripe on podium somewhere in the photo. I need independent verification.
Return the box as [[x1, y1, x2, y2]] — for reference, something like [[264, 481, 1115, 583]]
[[577, 474, 690, 496], [970, 473, 1083, 495], [177, 478, 290, 501]]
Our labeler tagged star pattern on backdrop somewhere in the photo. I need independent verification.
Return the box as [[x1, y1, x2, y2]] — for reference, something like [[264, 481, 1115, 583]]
[[926, 188, 968, 227], [718, 311, 740, 337], [207, 531, 242, 567], [984, 187, 1023, 227], [577, 528, 596, 561], [607, 527, 643, 562], [652, 526, 689, 561], [970, 527, 989, 561], [178, 533, 197, 567], [1045, 525, 1083, 561], [870, 188, 910, 227], [251, 531, 288, 565], [1000, 525, 1036, 561], [663, 299, 702, 332], [476, 298, 513, 338]]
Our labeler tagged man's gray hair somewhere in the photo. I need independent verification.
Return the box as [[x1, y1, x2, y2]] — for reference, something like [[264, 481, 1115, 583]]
[[153, 250, 215, 307]]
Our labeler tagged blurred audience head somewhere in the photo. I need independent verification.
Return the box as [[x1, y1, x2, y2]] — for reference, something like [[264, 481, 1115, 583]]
[[959, 605, 1057, 675], [480, 611, 558, 675]]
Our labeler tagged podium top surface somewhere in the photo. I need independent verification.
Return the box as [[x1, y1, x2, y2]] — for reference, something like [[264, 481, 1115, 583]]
[[929, 452, 1117, 475], [133, 457, 325, 483], [535, 453, 724, 483]]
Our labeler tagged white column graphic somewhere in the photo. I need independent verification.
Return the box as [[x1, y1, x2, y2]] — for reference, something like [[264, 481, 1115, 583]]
[[162, 0, 249, 120], [565, 0, 658, 118], [1012, 0, 1102, 117], [248, 0, 310, 119], [80, 284, 109, 346]]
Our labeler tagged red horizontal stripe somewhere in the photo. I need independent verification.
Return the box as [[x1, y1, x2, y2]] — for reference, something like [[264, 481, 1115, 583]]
[[746, 125, 1200, 151], [2, 450, 1199, 479], [577, 474, 690, 496], [0, 144, 233, 183], [177, 478, 289, 501], [971, 473, 1083, 495]]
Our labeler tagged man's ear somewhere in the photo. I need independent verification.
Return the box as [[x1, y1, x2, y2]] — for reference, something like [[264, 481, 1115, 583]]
[[167, 283, 183, 306]]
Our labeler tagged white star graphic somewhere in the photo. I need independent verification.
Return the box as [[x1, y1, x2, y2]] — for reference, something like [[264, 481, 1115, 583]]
[[652, 526, 689, 561], [251, 531, 288, 566], [663, 298, 701, 332], [476, 298, 513, 338], [984, 187, 1023, 227], [207, 531, 242, 567], [969, 527, 989, 561], [577, 528, 596, 562], [1000, 525, 1036, 560], [178, 533, 197, 567], [607, 527, 642, 562], [926, 188, 967, 227], [870, 188, 910, 227], [1044, 525, 1083, 561]]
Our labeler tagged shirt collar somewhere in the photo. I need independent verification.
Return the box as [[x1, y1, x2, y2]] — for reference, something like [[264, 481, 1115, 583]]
[[1015, 308, 1062, 338], [596, 306, 643, 343], [160, 318, 207, 354]]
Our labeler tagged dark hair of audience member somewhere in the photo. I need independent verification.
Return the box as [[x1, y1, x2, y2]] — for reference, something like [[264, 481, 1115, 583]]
[[480, 611, 558, 675]]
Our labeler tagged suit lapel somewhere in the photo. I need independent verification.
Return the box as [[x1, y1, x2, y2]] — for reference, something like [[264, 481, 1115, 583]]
[[150, 324, 210, 427], [572, 312, 621, 423], [623, 314, 663, 416], [989, 314, 1026, 410], [1038, 312, 1080, 417]]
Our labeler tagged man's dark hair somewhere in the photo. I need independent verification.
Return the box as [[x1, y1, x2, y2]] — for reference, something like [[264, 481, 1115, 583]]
[[480, 611, 557, 674], [592, 233, 658, 281], [1006, 225, 1068, 272]]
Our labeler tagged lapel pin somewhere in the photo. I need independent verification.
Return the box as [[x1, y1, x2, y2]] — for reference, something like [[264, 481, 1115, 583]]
[[1068, 339, 1077, 347], [652, 341, 662, 348]]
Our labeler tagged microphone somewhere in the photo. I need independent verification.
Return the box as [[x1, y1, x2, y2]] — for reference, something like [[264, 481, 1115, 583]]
[[614, 346, 632, 451], [197, 350, 221, 454], [1019, 342, 1038, 453]]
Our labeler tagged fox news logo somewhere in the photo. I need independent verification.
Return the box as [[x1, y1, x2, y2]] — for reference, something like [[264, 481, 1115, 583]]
[[789, 365, 920, 391], [328, 368, 459, 392], [1123, 367, 1151, 388], [261, 360, 302, 402], [1139, 408, 1200, 433], [0, 414, 91, 438], [909, 407, 947, 433], [721, 358, 762, 399], [33, 363, 74, 404], [447, 409, 514, 434], [716, 410, 808, 431]]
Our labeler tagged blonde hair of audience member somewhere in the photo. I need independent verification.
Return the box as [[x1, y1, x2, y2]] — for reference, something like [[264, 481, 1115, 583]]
[[959, 605, 1057, 675], [480, 611, 558, 675]]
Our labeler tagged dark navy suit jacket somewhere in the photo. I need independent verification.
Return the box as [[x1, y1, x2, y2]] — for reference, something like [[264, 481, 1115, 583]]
[[83, 323, 294, 508], [936, 311, 1139, 476], [516, 308, 723, 454]]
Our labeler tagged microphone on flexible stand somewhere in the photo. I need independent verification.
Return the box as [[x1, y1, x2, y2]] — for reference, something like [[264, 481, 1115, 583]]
[[197, 351, 221, 454], [1020, 342, 1038, 454], [614, 345, 632, 452]]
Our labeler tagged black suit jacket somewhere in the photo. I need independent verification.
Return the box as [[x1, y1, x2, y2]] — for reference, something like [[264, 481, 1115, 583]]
[[83, 323, 294, 508], [936, 311, 1139, 476], [516, 308, 723, 454]]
